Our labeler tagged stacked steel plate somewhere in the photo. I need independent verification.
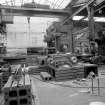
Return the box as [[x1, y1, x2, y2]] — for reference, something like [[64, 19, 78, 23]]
[[40, 72, 52, 81], [2, 68, 10, 84], [28, 65, 48, 75], [3, 74, 32, 105], [0, 73, 3, 92]]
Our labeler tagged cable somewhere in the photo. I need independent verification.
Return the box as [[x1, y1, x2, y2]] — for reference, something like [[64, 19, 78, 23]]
[[20, 0, 22, 5], [27, 17, 31, 45], [5, 0, 9, 5], [11, 0, 14, 6], [13, 0, 16, 6]]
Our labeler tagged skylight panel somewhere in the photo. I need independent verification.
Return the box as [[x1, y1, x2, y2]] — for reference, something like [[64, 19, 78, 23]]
[[73, 16, 85, 20], [95, 17, 105, 22], [0, 0, 72, 9], [58, 0, 72, 9]]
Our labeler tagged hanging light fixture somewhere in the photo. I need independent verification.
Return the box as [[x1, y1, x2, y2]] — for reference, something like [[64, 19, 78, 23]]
[[99, 9, 102, 14]]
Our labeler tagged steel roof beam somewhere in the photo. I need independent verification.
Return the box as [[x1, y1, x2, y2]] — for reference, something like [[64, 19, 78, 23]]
[[62, 0, 95, 24]]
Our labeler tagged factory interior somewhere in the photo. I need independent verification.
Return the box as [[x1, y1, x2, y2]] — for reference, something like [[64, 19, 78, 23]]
[[0, 0, 105, 105]]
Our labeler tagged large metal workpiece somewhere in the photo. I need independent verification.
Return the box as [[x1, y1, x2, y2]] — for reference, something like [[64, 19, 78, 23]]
[[47, 54, 83, 81], [47, 53, 98, 81], [48, 63, 84, 81], [3, 74, 32, 105]]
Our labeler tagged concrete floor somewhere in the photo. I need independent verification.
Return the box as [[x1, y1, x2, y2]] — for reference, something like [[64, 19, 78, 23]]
[[0, 65, 105, 105], [31, 65, 105, 105]]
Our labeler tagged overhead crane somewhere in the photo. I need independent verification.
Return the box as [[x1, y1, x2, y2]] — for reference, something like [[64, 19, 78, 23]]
[[0, 5, 70, 17], [0, 0, 104, 18]]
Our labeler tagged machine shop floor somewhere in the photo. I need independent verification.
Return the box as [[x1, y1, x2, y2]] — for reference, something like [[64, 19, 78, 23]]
[[30, 66, 105, 105], [0, 65, 105, 105]]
